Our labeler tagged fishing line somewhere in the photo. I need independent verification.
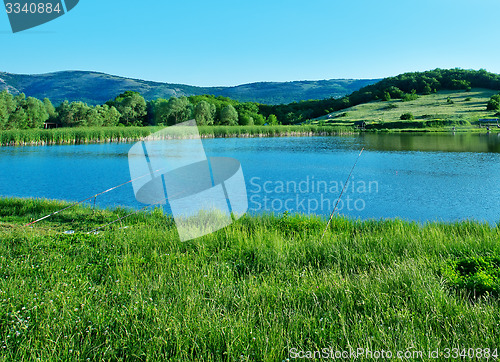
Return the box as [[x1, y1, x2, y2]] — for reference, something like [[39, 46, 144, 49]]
[[85, 188, 197, 234], [86, 203, 155, 235], [23, 166, 168, 227], [321, 148, 364, 240]]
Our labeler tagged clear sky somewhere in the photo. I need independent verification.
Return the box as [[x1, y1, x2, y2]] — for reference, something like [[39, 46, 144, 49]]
[[1, 0, 500, 86]]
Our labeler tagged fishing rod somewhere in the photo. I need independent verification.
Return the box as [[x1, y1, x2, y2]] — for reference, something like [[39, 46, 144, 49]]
[[86, 203, 155, 235], [320, 148, 364, 240], [92, 148, 365, 237], [24, 166, 168, 227], [85, 188, 191, 235]]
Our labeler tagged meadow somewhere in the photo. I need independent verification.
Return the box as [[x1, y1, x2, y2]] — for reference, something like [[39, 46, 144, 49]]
[[313, 88, 500, 131], [0, 197, 499, 360]]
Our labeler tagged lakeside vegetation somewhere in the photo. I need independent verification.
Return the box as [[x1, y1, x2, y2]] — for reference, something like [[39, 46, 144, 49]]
[[0, 197, 499, 360], [1, 123, 499, 146], [0, 125, 355, 146]]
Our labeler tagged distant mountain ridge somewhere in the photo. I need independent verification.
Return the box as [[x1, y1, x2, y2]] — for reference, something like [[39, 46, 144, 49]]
[[0, 71, 379, 105]]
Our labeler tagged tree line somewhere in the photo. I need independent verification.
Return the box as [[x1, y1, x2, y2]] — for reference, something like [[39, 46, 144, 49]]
[[0, 91, 280, 130], [2, 68, 500, 130], [261, 68, 500, 122]]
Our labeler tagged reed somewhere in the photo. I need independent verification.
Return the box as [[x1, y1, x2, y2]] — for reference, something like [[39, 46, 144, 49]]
[[0, 125, 357, 146]]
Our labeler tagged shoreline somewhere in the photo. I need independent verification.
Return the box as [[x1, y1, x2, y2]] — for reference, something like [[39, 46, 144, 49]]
[[0, 131, 357, 147], [0, 126, 356, 146], [0, 125, 498, 147], [1, 196, 497, 227]]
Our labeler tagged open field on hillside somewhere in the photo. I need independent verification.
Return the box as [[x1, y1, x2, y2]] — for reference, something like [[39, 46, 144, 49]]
[[314, 89, 500, 130]]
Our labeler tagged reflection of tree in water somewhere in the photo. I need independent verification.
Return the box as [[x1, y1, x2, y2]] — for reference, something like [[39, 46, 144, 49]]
[[358, 133, 500, 153]]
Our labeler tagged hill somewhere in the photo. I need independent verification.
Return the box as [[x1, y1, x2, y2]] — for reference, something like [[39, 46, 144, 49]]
[[262, 68, 500, 123], [0, 71, 378, 105]]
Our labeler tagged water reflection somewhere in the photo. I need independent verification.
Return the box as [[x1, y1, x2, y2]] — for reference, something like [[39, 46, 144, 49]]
[[357, 133, 500, 153]]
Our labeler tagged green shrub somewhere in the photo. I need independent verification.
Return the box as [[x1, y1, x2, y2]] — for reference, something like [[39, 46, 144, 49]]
[[442, 256, 500, 298], [486, 94, 500, 111], [401, 90, 418, 102], [400, 112, 414, 120]]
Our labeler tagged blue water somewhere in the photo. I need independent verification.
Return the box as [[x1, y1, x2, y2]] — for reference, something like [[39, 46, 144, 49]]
[[0, 134, 499, 224]]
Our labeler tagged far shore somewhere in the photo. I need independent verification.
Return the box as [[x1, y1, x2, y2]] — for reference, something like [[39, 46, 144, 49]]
[[0, 125, 498, 147]]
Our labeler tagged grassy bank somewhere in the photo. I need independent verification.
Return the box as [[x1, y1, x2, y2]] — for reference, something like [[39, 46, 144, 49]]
[[0, 125, 356, 146], [0, 197, 499, 360], [1, 121, 498, 147]]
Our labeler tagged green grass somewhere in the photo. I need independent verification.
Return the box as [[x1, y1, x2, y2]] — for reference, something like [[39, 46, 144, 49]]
[[0, 197, 499, 360], [198, 125, 354, 138], [0, 125, 356, 146], [313, 88, 500, 131], [0, 127, 155, 147]]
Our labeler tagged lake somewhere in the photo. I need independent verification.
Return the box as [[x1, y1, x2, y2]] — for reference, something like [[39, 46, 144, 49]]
[[1, 133, 499, 224]]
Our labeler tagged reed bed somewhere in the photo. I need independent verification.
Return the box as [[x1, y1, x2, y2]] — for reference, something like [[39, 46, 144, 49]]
[[0, 126, 357, 146]]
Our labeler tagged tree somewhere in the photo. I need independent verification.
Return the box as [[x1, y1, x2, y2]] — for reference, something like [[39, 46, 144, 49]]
[[486, 94, 500, 111], [386, 86, 404, 99], [43, 98, 57, 122], [236, 102, 261, 125], [97, 105, 121, 126], [253, 113, 266, 125], [402, 89, 418, 102], [8, 108, 28, 129], [56, 101, 92, 127], [8, 94, 28, 129], [449, 79, 471, 90], [5, 94, 48, 129], [422, 84, 432, 95], [267, 114, 279, 125], [238, 113, 254, 126], [194, 100, 215, 125], [68, 102, 91, 127], [150, 98, 169, 125], [110, 91, 147, 126], [220, 104, 238, 125], [23, 97, 49, 128], [339, 97, 351, 109], [166, 96, 192, 125], [0, 91, 15, 129], [285, 112, 297, 124], [85, 107, 101, 127], [56, 101, 72, 126]]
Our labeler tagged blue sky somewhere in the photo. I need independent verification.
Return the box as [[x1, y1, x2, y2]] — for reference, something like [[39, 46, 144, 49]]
[[1, 0, 500, 86]]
